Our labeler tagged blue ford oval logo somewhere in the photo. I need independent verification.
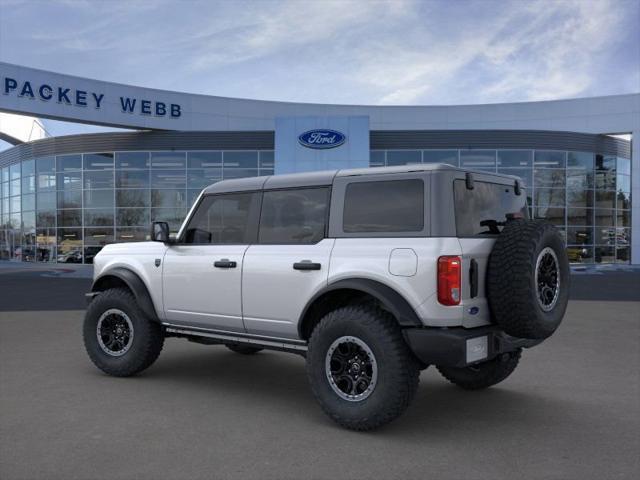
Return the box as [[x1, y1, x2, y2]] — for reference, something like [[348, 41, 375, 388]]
[[298, 129, 346, 149]]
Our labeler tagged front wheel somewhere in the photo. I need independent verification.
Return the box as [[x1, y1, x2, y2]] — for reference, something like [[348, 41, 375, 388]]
[[306, 305, 420, 431], [83, 288, 164, 377], [436, 350, 521, 390]]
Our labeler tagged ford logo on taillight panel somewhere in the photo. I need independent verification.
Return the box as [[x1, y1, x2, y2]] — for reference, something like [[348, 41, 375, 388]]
[[298, 129, 346, 149]]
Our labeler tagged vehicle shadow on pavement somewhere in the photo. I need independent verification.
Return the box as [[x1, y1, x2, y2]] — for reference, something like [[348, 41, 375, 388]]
[[396, 381, 571, 434], [122, 343, 573, 435]]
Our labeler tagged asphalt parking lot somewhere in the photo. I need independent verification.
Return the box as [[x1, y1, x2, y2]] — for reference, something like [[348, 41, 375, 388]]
[[1, 266, 639, 480]]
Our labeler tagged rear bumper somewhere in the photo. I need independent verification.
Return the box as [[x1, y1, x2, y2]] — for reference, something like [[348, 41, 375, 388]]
[[402, 326, 542, 368]]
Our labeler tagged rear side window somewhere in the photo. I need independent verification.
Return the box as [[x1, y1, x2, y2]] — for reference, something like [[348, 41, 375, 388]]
[[343, 179, 424, 233], [183, 193, 259, 244], [454, 180, 528, 236], [258, 188, 329, 244]]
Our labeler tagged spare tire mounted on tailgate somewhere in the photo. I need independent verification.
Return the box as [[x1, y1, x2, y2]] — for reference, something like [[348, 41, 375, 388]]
[[487, 219, 569, 340]]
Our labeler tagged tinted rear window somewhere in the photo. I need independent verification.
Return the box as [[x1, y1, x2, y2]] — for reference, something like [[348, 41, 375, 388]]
[[343, 179, 424, 233], [454, 180, 528, 236], [258, 188, 329, 244]]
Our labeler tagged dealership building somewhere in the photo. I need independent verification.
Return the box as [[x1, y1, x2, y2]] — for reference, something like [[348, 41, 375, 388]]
[[0, 62, 638, 265]]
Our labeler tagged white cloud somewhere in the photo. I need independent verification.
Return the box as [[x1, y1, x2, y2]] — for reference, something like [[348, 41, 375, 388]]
[[0, 0, 637, 105], [379, 84, 431, 104], [474, 0, 625, 102], [349, 0, 630, 104], [186, 0, 412, 71]]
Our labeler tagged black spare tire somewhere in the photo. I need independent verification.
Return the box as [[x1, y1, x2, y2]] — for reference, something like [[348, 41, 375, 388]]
[[487, 219, 569, 340]]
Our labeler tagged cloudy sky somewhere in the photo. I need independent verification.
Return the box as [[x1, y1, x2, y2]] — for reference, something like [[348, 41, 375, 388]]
[[0, 0, 638, 140]]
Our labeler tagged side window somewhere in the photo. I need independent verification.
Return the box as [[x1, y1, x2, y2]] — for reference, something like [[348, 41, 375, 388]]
[[258, 188, 329, 244], [183, 193, 259, 244], [453, 180, 529, 236], [343, 179, 424, 233]]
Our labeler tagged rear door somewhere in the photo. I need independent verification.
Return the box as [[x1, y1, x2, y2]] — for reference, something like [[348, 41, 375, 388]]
[[328, 174, 437, 322], [242, 187, 333, 339]]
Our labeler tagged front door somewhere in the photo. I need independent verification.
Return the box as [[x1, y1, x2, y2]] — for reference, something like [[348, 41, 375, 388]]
[[162, 191, 260, 331]]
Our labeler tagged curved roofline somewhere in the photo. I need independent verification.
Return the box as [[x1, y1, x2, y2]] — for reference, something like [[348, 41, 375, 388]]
[[0, 131, 22, 146], [4, 62, 637, 109], [2, 63, 639, 134]]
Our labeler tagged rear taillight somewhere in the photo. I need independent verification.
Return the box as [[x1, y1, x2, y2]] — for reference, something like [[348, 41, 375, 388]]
[[438, 256, 461, 306]]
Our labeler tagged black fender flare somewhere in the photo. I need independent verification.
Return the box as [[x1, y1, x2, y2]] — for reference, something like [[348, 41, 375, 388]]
[[91, 267, 159, 322], [298, 278, 422, 338]]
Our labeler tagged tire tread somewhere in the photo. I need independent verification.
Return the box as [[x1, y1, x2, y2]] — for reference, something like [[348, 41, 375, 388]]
[[487, 219, 569, 339], [307, 304, 419, 431], [83, 288, 164, 377]]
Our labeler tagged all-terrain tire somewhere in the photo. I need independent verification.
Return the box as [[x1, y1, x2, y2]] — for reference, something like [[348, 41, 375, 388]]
[[83, 288, 164, 377], [487, 219, 569, 339], [306, 305, 420, 431], [437, 350, 521, 390], [226, 344, 263, 355]]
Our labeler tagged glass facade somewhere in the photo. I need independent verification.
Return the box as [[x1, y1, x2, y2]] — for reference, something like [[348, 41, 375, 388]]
[[0, 147, 631, 265], [0, 151, 274, 263], [371, 149, 632, 264]]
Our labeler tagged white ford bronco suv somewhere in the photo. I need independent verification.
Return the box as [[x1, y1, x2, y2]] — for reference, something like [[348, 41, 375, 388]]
[[84, 164, 569, 430]]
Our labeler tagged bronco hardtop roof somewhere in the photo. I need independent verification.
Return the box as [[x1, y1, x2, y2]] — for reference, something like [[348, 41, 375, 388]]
[[201, 163, 522, 195]]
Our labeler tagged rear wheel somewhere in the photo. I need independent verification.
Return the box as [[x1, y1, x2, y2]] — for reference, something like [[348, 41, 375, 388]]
[[437, 350, 521, 390], [83, 288, 164, 377], [225, 344, 263, 355], [306, 304, 420, 431]]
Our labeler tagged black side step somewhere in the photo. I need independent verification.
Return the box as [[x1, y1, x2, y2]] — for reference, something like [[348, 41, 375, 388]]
[[163, 323, 308, 354]]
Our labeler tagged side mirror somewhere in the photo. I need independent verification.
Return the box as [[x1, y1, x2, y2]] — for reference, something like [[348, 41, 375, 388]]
[[151, 221, 170, 243]]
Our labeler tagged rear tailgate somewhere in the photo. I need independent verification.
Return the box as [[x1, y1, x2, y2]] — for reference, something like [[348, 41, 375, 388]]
[[453, 175, 529, 328]]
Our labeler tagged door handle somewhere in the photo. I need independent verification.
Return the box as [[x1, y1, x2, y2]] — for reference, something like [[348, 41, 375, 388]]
[[214, 259, 237, 269], [293, 261, 321, 271]]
